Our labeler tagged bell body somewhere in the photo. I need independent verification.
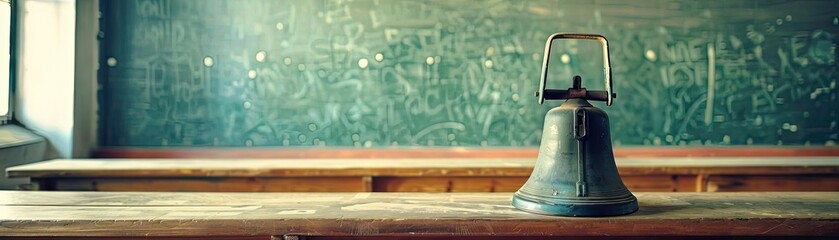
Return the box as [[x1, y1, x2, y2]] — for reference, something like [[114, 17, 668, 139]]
[[512, 98, 638, 216]]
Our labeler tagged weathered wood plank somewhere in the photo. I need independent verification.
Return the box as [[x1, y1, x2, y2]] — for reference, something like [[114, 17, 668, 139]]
[[92, 147, 839, 158], [42, 177, 367, 192], [0, 191, 836, 237], [372, 176, 696, 192], [27, 173, 839, 192], [371, 177, 528, 192], [706, 175, 839, 192], [8, 157, 839, 178], [622, 175, 681, 192]]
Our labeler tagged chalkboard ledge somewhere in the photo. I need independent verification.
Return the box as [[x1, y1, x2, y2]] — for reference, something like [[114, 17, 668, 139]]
[[93, 146, 839, 159]]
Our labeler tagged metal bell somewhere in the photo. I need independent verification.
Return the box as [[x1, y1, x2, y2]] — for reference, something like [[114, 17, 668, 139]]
[[512, 33, 638, 217]]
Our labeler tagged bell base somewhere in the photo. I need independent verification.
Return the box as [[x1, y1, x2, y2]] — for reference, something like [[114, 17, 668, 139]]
[[512, 192, 638, 217]]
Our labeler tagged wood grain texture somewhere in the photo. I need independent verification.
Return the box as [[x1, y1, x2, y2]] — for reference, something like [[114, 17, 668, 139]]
[[372, 176, 699, 192], [0, 191, 836, 238], [621, 175, 682, 192], [41, 177, 367, 192], [707, 175, 839, 192], [27, 175, 707, 192], [9, 157, 839, 178], [93, 147, 839, 158], [371, 177, 528, 192], [11, 157, 839, 192], [301, 237, 834, 240]]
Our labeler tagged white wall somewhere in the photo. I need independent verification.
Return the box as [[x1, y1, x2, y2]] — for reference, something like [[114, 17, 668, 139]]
[[15, 0, 76, 158]]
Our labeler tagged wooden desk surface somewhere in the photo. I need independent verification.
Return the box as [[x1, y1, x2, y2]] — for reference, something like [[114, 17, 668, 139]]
[[0, 191, 837, 238], [8, 157, 839, 178]]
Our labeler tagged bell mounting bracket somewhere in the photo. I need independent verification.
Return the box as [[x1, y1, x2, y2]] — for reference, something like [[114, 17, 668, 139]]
[[535, 33, 617, 106]]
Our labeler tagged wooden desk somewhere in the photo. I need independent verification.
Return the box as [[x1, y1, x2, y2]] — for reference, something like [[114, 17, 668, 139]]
[[7, 157, 839, 192], [0, 191, 836, 239]]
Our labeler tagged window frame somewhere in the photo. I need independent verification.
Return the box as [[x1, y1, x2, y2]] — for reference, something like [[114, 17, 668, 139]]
[[0, 0, 17, 123]]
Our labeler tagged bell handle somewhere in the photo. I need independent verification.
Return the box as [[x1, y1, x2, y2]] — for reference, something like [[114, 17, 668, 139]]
[[537, 33, 614, 106]]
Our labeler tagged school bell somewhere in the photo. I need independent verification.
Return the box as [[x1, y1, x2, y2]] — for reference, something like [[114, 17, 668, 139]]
[[512, 33, 638, 217]]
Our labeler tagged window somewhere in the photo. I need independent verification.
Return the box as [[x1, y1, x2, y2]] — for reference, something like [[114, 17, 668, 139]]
[[0, 0, 12, 122]]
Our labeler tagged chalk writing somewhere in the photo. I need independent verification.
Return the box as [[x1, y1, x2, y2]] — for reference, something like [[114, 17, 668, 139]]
[[100, 0, 839, 147]]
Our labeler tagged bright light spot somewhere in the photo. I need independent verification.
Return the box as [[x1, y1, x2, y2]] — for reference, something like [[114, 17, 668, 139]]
[[426, 56, 435, 65], [560, 54, 570, 64], [203, 56, 214, 67], [484, 59, 493, 69], [107, 57, 118, 67], [645, 50, 657, 61], [374, 53, 384, 62], [358, 58, 369, 69], [247, 70, 257, 79], [255, 51, 267, 62]]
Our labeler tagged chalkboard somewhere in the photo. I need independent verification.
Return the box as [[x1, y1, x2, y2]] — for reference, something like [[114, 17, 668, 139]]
[[99, 0, 839, 147]]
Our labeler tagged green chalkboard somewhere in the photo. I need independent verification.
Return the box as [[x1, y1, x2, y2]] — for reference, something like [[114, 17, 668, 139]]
[[100, 0, 839, 147]]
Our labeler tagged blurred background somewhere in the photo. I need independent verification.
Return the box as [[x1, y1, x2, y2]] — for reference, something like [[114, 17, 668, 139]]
[[97, 0, 838, 148]]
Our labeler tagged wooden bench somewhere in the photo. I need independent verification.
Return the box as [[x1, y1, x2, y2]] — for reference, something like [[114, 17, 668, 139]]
[[0, 191, 836, 239], [7, 157, 839, 192]]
